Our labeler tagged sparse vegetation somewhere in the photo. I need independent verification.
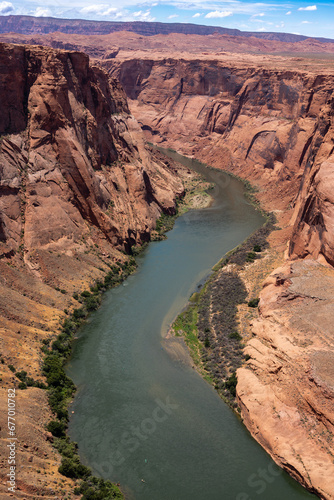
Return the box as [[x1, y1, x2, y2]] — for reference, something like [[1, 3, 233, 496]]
[[15, 370, 47, 389], [172, 212, 275, 409], [42, 258, 137, 498], [248, 298, 260, 308]]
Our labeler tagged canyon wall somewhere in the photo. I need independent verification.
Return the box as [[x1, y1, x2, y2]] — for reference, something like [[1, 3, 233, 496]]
[[108, 56, 333, 217], [0, 42, 184, 498]]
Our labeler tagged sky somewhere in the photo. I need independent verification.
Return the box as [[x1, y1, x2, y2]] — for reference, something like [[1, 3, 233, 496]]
[[0, 0, 334, 39]]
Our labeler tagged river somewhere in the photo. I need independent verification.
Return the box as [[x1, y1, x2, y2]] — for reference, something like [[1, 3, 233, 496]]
[[67, 150, 317, 500]]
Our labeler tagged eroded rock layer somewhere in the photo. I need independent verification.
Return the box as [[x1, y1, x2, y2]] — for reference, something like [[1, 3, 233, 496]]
[[238, 260, 334, 499], [108, 56, 333, 216]]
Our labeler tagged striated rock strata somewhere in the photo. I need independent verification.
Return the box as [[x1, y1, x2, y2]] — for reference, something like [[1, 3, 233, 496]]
[[107, 54, 334, 218], [238, 260, 334, 499]]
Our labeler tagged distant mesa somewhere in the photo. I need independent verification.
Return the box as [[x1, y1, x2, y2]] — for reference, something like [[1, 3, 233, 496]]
[[0, 14, 334, 44]]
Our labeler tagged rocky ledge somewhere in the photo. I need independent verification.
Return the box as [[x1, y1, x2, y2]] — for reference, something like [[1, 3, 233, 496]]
[[238, 259, 334, 499]]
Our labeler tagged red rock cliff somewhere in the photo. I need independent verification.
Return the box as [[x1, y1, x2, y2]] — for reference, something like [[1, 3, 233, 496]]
[[108, 56, 334, 215], [0, 43, 183, 257]]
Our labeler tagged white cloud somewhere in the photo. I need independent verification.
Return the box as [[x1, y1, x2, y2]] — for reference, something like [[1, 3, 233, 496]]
[[286, 11, 292, 15], [133, 9, 155, 21], [205, 10, 233, 19], [257, 27, 266, 32], [80, 4, 117, 15], [298, 5, 317, 11], [34, 7, 52, 17], [301, 20, 311, 23], [0, 1, 14, 15], [253, 12, 265, 17], [192, 12, 201, 18], [168, 14, 179, 18]]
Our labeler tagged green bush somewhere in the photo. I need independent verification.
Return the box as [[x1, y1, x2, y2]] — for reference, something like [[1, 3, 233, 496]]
[[248, 298, 260, 308], [47, 420, 66, 438], [246, 251, 256, 262], [228, 331, 242, 341], [73, 308, 86, 321], [84, 296, 100, 312], [8, 365, 15, 372], [58, 457, 91, 479], [224, 372, 238, 397], [253, 244, 262, 252], [78, 478, 123, 499], [54, 438, 77, 458], [15, 370, 27, 381]]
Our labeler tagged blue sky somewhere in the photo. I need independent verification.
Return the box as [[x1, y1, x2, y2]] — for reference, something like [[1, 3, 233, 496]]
[[1, 1, 334, 39]]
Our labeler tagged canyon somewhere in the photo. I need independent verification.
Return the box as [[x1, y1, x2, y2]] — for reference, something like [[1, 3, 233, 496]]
[[0, 42, 185, 498], [106, 44, 334, 499], [0, 20, 334, 500]]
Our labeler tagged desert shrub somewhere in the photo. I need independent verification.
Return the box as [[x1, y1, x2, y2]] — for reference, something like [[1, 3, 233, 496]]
[[15, 370, 27, 381], [224, 372, 238, 397], [58, 457, 91, 479], [84, 295, 100, 312], [246, 251, 256, 262], [73, 308, 86, 321], [229, 332, 242, 341], [47, 420, 66, 438], [248, 298, 260, 308], [78, 478, 123, 499]]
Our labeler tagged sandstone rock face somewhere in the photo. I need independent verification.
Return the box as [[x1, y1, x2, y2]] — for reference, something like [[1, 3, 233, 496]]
[[108, 56, 334, 214], [289, 97, 334, 266], [0, 43, 183, 257], [237, 260, 334, 499]]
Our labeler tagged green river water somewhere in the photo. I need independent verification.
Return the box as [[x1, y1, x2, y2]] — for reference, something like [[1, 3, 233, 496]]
[[67, 150, 317, 500]]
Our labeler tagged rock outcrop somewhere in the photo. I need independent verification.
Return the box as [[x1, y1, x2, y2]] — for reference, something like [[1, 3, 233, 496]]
[[238, 260, 334, 499], [0, 43, 183, 255], [289, 97, 334, 266]]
